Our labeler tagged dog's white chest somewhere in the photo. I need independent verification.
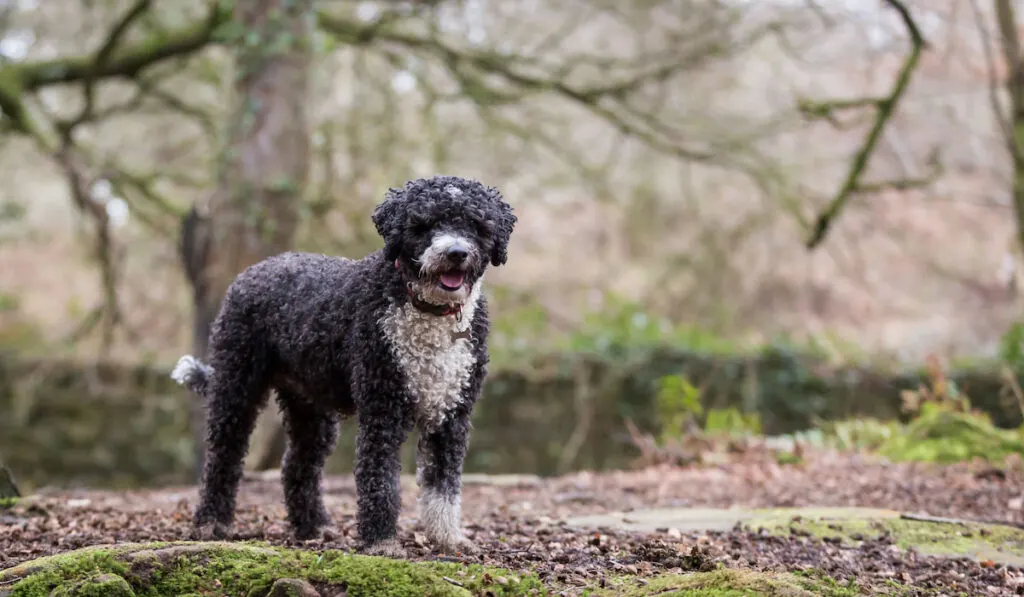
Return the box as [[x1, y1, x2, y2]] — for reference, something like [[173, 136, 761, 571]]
[[381, 296, 478, 430]]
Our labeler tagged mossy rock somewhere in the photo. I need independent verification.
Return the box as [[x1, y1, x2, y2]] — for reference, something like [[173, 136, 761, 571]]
[[0, 542, 544, 597], [587, 568, 860, 596], [567, 506, 1024, 568], [749, 508, 1024, 566]]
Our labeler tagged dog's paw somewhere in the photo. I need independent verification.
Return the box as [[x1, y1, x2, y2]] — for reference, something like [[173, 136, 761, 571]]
[[289, 509, 333, 542], [437, 537, 478, 556], [293, 524, 334, 543], [293, 528, 325, 542], [362, 538, 407, 559], [190, 521, 229, 540]]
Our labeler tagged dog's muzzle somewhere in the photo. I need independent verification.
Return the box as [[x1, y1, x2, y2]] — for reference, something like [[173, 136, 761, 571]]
[[419, 234, 476, 291], [438, 240, 471, 290]]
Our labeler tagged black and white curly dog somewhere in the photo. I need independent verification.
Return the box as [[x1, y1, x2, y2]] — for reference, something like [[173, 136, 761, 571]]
[[170, 175, 515, 558]]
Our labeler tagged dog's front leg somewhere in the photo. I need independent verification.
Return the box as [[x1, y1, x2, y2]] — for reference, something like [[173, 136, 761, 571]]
[[354, 399, 411, 558], [416, 402, 477, 555]]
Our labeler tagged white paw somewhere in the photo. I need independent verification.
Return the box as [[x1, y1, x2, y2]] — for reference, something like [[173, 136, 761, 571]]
[[436, 536, 478, 556]]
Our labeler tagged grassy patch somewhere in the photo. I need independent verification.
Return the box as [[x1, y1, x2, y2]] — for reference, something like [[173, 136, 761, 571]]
[[0, 542, 544, 597]]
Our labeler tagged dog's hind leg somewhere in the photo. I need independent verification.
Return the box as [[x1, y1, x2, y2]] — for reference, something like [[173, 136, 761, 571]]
[[191, 334, 271, 539], [415, 403, 475, 555], [278, 392, 339, 540]]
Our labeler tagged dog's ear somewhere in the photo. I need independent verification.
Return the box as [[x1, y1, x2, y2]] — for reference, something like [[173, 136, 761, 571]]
[[489, 187, 517, 267], [372, 187, 406, 261]]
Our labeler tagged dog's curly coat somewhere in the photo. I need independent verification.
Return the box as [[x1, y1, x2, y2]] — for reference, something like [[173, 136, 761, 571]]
[[170, 175, 516, 557]]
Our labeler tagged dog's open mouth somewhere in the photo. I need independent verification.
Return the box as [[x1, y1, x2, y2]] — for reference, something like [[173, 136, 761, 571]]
[[438, 270, 466, 291]]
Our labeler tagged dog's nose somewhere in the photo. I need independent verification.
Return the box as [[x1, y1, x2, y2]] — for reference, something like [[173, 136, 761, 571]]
[[446, 245, 469, 263]]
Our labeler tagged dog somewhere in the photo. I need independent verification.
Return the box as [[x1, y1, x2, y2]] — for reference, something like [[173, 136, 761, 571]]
[[170, 175, 516, 557]]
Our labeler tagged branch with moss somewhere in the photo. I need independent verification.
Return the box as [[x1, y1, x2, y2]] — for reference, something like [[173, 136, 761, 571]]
[[65, 0, 154, 132], [0, 1, 226, 142], [18, 4, 225, 90], [317, 9, 782, 165], [0, 3, 775, 177], [0, 1, 798, 328], [802, 0, 928, 250]]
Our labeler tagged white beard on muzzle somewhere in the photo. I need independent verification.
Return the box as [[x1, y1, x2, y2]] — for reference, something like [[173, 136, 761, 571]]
[[413, 233, 475, 305]]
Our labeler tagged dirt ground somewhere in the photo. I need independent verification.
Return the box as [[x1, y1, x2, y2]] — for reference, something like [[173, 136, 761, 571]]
[[3, 450, 1024, 595]]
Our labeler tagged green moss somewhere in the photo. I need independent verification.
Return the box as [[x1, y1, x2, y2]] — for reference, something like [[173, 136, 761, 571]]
[[0, 542, 544, 597], [0, 496, 19, 508], [752, 511, 1024, 566], [587, 568, 862, 596]]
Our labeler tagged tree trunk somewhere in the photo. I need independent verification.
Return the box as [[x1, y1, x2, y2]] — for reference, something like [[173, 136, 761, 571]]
[[1010, 64, 1024, 257], [995, 0, 1024, 258], [181, 0, 314, 479]]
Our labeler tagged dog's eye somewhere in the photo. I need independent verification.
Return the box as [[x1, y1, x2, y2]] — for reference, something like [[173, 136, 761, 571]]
[[408, 218, 433, 234]]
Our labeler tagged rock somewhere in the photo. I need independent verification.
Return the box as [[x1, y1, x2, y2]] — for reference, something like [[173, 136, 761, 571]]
[[564, 506, 900, 533], [266, 578, 321, 597]]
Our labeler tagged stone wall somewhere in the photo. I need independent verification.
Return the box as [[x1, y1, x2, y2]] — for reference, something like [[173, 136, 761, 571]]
[[1, 346, 1020, 490]]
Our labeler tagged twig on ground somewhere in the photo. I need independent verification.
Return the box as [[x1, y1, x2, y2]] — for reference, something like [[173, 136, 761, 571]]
[[442, 577, 464, 588], [900, 512, 1024, 530], [899, 513, 970, 526]]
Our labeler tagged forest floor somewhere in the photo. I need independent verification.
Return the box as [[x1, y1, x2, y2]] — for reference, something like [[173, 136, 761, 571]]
[[3, 450, 1024, 595]]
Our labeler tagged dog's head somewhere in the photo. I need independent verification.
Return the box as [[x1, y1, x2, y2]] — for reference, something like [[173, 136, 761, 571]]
[[372, 175, 516, 305]]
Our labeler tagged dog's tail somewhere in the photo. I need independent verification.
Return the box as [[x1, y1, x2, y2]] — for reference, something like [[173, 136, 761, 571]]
[[170, 354, 213, 396]]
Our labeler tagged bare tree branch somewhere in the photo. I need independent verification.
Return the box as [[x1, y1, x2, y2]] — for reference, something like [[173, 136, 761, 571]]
[[53, 136, 121, 354], [804, 0, 929, 250]]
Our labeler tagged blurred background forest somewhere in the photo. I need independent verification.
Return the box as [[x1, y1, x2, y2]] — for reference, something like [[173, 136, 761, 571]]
[[4, 0, 1024, 492]]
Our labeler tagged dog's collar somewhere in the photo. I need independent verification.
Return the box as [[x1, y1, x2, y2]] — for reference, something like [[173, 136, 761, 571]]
[[396, 259, 464, 321]]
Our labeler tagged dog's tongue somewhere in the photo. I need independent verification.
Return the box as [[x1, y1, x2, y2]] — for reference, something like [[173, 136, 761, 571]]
[[440, 271, 465, 288]]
